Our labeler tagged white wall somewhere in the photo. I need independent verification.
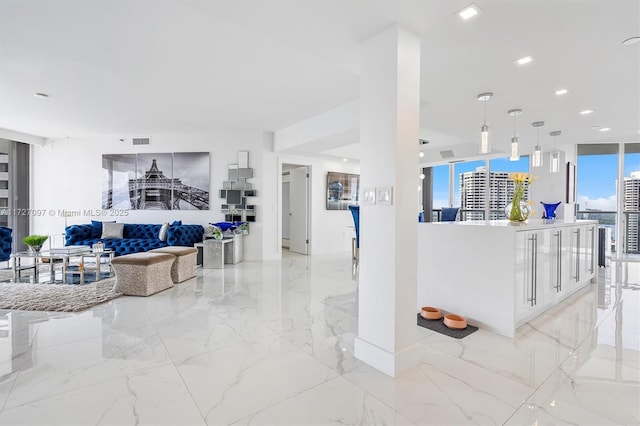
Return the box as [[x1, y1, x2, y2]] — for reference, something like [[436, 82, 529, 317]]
[[30, 131, 361, 261], [281, 176, 290, 240], [271, 154, 360, 257], [30, 132, 266, 260], [310, 159, 360, 255], [529, 143, 577, 221]]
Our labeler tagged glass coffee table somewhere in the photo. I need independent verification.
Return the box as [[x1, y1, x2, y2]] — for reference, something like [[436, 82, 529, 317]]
[[11, 248, 114, 284], [12, 251, 70, 283], [63, 250, 114, 284]]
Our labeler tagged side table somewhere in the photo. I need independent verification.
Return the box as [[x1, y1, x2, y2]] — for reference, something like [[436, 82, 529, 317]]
[[201, 234, 244, 269]]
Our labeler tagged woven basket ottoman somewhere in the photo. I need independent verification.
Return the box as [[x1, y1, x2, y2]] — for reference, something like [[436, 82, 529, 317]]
[[149, 246, 198, 283], [111, 252, 175, 296]]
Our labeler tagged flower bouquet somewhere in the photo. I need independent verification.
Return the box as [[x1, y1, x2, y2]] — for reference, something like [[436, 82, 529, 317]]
[[205, 225, 223, 240], [506, 172, 535, 222]]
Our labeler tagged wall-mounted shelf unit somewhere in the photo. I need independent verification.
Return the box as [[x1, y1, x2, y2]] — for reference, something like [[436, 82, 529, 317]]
[[219, 151, 257, 222]]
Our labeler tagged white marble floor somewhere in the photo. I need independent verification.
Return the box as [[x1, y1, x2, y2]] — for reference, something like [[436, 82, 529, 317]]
[[0, 252, 637, 425]]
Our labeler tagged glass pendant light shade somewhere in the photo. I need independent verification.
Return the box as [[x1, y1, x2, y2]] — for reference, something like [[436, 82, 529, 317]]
[[549, 130, 561, 173], [532, 145, 543, 167], [550, 151, 560, 173], [510, 137, 520, 161], [508, 109, 522, 161], [478, 93, 493, 154], [481, 124, 489, 153], [531, 121, 545, 168]]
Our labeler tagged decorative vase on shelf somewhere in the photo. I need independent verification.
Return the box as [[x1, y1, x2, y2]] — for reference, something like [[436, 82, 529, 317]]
[[505, 199, 532, 222], [28, 245, 43, 253], [506, 173, 535, 222], [541, 201, 561, 219]]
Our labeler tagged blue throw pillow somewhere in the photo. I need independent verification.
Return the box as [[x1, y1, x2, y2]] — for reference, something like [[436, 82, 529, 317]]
[[171, 220, 182, 227]]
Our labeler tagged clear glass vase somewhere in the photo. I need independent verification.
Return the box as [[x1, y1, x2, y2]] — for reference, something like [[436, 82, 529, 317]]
[[505, 199, 531, 222]]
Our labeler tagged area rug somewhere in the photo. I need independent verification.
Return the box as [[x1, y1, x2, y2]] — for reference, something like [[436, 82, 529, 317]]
[[417, 313, 479, 339], [0, 279, 122, 312]]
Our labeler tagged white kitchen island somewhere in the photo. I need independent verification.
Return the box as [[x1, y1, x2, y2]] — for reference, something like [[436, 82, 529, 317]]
[[417, 219, 598, 337]]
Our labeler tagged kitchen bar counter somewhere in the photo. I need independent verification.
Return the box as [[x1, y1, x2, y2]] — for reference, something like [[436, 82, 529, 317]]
[[417, 219, 598, 337]]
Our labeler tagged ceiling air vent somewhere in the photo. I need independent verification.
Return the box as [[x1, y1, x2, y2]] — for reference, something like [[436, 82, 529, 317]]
[[132, 137, 151, 146], [440, 150, 454, 159]]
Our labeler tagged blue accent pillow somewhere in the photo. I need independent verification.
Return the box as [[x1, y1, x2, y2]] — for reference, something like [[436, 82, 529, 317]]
[[171, 220, 182, 226]]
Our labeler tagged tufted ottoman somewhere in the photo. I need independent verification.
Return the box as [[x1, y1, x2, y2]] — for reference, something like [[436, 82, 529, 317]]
[[111, 252, 175, 296], [149, 246, 198, 283]]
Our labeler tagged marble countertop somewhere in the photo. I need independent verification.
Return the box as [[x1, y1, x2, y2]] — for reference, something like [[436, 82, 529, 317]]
[[421, 219, 598, 230]]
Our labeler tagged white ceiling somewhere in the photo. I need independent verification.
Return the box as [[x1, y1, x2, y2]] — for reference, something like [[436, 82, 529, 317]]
[[1, 0, 638, 160]]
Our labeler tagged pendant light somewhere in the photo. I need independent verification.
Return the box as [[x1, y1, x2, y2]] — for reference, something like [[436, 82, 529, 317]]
[[508, 109, 522, 161], [549, 131, 561, 173], [478, 92, 493, 153], [531, 121, 545, 168]]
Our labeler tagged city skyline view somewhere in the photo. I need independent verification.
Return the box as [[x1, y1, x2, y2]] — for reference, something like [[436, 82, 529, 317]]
[[431, 150, 640, 213]]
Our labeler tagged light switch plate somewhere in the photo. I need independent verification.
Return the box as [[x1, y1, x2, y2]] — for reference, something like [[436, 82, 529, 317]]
[[362, 187, 376, 205], [377, 186, 393, 205]]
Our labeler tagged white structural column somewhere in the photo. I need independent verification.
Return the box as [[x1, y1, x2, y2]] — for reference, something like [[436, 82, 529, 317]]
[[354, 25, 421, 377]]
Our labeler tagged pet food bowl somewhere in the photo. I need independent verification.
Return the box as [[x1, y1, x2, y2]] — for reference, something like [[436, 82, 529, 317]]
[[420, 306, 442, 320], [443, 314, 467, 329]]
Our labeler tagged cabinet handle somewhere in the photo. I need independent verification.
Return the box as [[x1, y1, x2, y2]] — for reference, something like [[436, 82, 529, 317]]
[[528, 235, 536, 306], [589, 227, 596, 274], [574, 229, 580, 282], [555, 230, 562, 292], [533, 234, 537, 305]]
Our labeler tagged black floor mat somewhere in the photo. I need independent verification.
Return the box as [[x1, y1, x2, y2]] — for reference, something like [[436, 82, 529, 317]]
[[417, 313, 479, 339]]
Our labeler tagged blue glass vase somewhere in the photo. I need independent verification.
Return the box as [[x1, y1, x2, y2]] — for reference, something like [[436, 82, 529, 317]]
[[541, 201, 561, 219]]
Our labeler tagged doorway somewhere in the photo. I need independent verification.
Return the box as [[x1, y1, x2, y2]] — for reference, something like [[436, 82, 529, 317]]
[[282, 163, 310, 255]]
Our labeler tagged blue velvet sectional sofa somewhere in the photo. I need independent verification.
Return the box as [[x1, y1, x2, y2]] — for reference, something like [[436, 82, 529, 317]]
[[0, 226, 12, 262], [65, 221, 204, 257]]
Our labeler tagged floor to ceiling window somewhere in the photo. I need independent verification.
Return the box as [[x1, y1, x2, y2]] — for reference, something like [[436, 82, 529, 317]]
[[623, 143, 640, 254], [0, 139, 30, 253], [424, 155, 532, 222], [428, 164, 449, 221], [489, 156, 530, 219], [577, 144, 619, 252], [577, 143, 640, 256], [455, 159, 486, 220]]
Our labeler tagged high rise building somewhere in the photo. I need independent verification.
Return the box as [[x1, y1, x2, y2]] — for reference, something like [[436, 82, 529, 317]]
[[460, 167, 527, 220], [623, 171, 640, 252]]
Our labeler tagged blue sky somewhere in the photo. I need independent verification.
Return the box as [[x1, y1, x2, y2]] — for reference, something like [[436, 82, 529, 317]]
[[432, 151, 640, 211]]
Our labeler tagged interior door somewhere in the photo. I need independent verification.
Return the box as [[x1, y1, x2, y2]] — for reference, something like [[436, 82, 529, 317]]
[[289, 166, 309, 255]]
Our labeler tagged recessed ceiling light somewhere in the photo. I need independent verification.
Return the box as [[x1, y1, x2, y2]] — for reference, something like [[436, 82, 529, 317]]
[[591, 125, 600, 130], [419, 151, 425, 158], [458, 4, 480, 20], [599, 127, 611, 132], [555, 89, 568, 95], [342, 158, 348, 162], [622, 36, 640, 46], [34, 92, 49, 98], [515, 56, 533, 65], [580, 109, 594, 115]]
